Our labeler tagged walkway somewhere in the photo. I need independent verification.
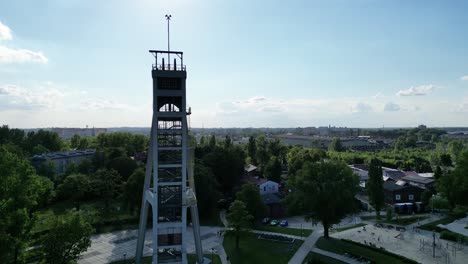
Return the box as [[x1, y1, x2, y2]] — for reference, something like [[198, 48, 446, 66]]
[[288, 225, 323, 264]]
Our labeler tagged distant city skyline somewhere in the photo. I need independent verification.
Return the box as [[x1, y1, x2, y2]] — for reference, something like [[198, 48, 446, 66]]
[[1, 0, 468, 128]]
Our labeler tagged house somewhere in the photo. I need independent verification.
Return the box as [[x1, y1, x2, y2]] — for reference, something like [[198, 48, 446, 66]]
[[383, 181, 424, 213], [261, 193, 284, 217], [259, 180, 279, 195], [244, 164, 257, 177], [31, 149, 96, 176], [348, 164, 369, 188], [401, 175, 435, 189], [382, 167, 406, 181]]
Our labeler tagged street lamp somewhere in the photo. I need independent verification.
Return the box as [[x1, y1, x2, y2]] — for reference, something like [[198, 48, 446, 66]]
[[211, 248, 214, 262]]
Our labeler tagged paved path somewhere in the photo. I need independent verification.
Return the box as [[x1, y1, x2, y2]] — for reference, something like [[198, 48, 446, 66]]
[[79, 226, 225, 264], [219, 210, 228, 227], [288, 225, 323, 264], [438, 215, 468, 237]]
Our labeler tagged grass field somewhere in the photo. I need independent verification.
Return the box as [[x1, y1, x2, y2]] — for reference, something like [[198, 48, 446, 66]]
[[223, 231, 303, 264], [315, 237, 417, 264], [254, 225, 313, 237], [419, 216, 458, 232], [303, 252, 346, 264], [33, 199, 140, 235]]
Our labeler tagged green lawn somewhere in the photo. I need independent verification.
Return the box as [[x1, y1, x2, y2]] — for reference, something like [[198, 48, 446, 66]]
[[419, 216, 458, 232], [315, 237, 417, 264], [303, 252, 346, 264], [254, 225, 313, 237], [331, 223, 366, 233], [109, 254, 222, 264], [223, 231, 303, 264], [384, 216, 428, 226], [33, 199, 140, 235]]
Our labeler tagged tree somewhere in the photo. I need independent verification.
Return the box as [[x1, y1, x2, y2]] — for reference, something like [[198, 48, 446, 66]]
[[224, 135, 232, 149], [289, 160, 358, 238], [0, 147, 49, 263], [226, 200, 253, 249], [108, 156, 137, 181], [263, 156, 282, 183], [70, 134, 81, 149], [202, 145, 245, 194], [440, 154, 452, 167], [328, 137, 344, 152], [41, 212, 94, 264], [123, 168, 145, 215], [367, 159, 384, 219], [438, 151, 468, 209], [247, 136, 257, 164], [58, 174, 90, 210], [194, 163, 221, 218], [255, 135, 269, 169], [92, 169, 122, 211], [209, 135, 216, 149], [236, 184, 266, 220]]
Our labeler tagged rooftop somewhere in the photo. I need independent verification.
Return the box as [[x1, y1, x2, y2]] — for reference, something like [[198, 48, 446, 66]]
[[32, 149, 96, 160]]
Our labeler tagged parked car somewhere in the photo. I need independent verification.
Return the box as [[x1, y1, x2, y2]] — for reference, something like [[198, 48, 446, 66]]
[[279, 220, 288, 227], [270, 220, 279, 226], [261, 217, 271, 225]]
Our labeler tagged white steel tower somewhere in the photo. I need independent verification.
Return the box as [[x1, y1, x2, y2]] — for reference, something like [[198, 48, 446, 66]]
[[135, 50, 204, 264]]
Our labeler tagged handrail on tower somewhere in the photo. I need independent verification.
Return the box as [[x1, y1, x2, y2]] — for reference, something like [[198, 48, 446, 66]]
[[149, 50, 185, 71]]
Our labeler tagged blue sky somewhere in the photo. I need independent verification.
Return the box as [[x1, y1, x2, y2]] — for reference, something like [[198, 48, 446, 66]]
[[0, 0, 467, 128]]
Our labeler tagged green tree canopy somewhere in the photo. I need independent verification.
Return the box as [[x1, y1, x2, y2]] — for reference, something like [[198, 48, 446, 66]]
[[41, 212, 94, 264], [58, 174, 91, 210], [367, 159, 384, 219], [438, 151, 468, 209], [226, 200, 253, 249], [288, 160, 358, 238], [263, 156, 282, 183], [123, 167, 145, 215], [328, 137, 344, 152], [236, 184, 266, 220], [194, 162, 221, 219], [0, 147, 50, 262]]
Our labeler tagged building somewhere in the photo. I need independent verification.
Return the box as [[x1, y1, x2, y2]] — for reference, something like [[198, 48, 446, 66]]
[[50, 127, 107, 139], [383, 181, 424, 213], [31, 149, 96, 176], [244, 164, 258, 178], [401, 174, 435, 189], [382, 167, 406, 181], [135, 50, 204, 264], [259, 180, 279, 195], [348, 164, 369, 188]]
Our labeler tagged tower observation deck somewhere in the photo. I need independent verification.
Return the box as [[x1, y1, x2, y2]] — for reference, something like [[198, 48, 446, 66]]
[[135, 50, 205, 264]]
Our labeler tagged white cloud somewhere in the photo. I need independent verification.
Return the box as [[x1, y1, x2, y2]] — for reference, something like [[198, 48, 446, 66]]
[[461, 76, 468, 81], [79, 98, 129, 110], [384, 102, 400, 112], [0, 46, 48, 63], [396, 84, 437, 96], [351, 102, 373, 113], [0, 84, 64, 109], [0, 21, 12, 40]]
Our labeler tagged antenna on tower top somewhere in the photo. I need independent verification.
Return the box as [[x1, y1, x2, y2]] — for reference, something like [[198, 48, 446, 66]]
[[165, 14, 172, 63]]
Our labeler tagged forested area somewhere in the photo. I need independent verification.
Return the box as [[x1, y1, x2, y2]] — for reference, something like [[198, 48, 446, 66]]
[[1, 124, 468, 262]]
